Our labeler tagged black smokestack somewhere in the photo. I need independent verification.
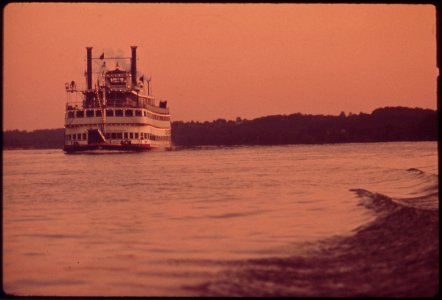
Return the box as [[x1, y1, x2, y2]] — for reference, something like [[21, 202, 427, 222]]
[[86, 47, 93, 90], [131, 46, 137, 86]]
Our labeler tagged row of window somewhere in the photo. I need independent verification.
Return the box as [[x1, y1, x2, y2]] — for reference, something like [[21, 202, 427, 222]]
[[65, 123, 171, 130], [66, 132, 170, 141], [67, 109, 170, 121], [105, 132, 170, 141], [67, 133, 87, 141]]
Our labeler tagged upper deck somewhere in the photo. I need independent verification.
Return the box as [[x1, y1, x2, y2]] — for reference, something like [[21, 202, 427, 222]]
[[66, 91, 170, 115], [65, 46, 170, 116]]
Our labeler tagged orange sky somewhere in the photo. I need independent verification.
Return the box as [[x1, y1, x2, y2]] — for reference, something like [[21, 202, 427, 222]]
[[3, 3, 437, 131]]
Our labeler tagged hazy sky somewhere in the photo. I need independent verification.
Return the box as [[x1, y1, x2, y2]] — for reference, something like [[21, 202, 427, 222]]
[[3, 3, 437, 131]]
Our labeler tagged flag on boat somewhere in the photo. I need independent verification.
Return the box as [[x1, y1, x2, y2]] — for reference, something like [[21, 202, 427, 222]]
[[139, 75, 144, 82], [99, 53, 104, 59]]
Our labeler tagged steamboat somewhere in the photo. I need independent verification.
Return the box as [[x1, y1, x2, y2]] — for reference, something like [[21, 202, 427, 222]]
[[63, 46, 171, 153]]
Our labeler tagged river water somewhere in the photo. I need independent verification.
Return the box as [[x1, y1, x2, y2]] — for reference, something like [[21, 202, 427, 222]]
[[2, 142, 438, 296]]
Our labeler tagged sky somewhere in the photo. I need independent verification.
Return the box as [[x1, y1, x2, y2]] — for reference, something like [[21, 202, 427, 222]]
[[3, 3, 437, 131]]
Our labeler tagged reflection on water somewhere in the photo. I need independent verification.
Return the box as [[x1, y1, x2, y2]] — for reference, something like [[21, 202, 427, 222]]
[[3, 142, 438, 296]]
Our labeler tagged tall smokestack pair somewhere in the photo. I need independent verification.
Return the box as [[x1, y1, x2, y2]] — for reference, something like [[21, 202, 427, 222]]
[[85, 46, 137, 88]]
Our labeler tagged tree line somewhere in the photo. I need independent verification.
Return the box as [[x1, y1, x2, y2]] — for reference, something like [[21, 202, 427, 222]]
[[171, 106, 437, 146], [3, 106, 437, 150]]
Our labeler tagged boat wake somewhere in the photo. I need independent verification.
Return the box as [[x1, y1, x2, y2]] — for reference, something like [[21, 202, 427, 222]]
[[184, 168, 439, 297], [352, 167, 438, 212]]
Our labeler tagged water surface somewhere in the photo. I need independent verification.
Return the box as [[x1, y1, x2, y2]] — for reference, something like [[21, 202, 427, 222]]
[[3, 142, 438, 296]]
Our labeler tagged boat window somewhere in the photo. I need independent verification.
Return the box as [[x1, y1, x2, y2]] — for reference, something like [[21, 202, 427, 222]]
[[135, 110, 142, 116], [86, 110, 94, 117], [135, 133, 139, 139], [124, 132, 128, 139], [106, 110, 114, 117], [96, 110, 102, 117], [125, 110, 133, 117], [72, 134, 76, 140], [111, 133, 117, 139], [76, 110, 84, 118], [110, 77, 126, 85], [82, 133, 86, 140], [143, 111, 147, 117], [129, 132, 134, 139], [116, 133, 123, 139], [68, 111, 75, 118], [115, 109, 123, 117], [77, 133, 82, 140], [105, 133, 110, 139]]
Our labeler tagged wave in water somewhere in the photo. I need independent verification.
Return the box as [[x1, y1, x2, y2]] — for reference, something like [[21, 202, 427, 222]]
[[186, 168, 439, 297]]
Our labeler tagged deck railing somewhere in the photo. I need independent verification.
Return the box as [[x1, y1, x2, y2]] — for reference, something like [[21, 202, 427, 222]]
[[66, 101, 170, 115]]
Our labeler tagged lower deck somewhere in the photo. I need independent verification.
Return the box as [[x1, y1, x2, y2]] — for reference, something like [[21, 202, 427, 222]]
[[65, 131, 170, 144], [64, 125, 171, 153]]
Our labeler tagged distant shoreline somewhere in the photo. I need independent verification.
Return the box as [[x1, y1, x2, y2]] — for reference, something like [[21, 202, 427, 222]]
[[3, 106, 437, 150]]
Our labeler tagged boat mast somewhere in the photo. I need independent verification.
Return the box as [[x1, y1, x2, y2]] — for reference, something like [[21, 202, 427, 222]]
[[87, 47, 107, 137]]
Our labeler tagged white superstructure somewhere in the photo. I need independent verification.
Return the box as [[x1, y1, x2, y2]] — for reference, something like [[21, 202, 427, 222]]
[[63, 46, 171, 153]]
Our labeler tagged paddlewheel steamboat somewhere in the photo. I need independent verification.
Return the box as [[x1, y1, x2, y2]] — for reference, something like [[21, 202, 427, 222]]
[[63, 46, 171, 153]]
